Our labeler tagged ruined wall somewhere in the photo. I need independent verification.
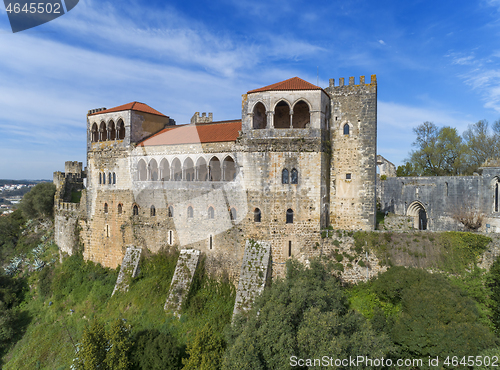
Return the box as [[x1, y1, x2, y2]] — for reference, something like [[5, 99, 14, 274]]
[[326, 75, 377, 230]]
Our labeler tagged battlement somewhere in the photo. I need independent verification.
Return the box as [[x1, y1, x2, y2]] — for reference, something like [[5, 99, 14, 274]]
[[87, 107, 107, 115], [56, 200, 80, 212], [328, 75, 376, 88], [65, 161, 82, 176], [190, 112, 213, 124]]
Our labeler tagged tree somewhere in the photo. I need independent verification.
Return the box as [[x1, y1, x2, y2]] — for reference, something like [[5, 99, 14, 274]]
[[223, 260, 393, 369], [372, 267, 497, 362], [183, 323, 225, 370], [131, 329, 183, 370], [406, 122, 466, 176], [463, 120, 500, 174], [19, 182, 56, 219]]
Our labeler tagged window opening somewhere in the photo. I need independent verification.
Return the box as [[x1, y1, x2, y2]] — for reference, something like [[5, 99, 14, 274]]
[[169, 230, 173, 245], [346, 173, 351, 180], [230, 207, 237, 221], [254, 208, 261, 222], [113, 173, 116, 184], [209, 235, 213, 250], [168, 206, 174, 217], [282, 168, 289, 184], [103, 173, 106, 184], [343, 124, 350, 135], [133, 205, 139, 216], [288, 241, 292, 257], [208, 206, 214, 219], [150, 205, 156, 217], [104, 203, 108, 214], [187, 206, 194, 218], [118, 203, 122, 214], [291, 168, 298, 184], [286, 209, 294, 224]]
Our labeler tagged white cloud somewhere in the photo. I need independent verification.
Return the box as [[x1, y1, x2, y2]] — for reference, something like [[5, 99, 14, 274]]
[[378, 40, 386, 45]]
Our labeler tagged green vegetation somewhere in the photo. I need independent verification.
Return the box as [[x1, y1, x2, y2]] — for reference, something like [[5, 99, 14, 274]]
[[18, 182, 56, 219]]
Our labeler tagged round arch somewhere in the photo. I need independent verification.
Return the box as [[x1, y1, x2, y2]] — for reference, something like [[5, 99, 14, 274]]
[[183, 157, 195, 181], [223, 156, 237, 181], [406, 201, 428, 230], [160, 158, 170, 181], [117, 119, 126, 140], [108, 120, 116, 140], [172, 158, 182, 181], [91, 123, 98, 142], [196, 157, 208, 181], [99, 121, 107, 141], [292, 100, 310, 128], [149, 158, 158, 181], [209, 156, 221, 181], [137, 159, 147, 181]]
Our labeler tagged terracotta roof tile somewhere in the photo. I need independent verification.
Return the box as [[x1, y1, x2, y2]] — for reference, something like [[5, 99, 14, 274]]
[[88, 102, 167, 117], [248, 77, 322, 94], [138, 120, 241, 146]]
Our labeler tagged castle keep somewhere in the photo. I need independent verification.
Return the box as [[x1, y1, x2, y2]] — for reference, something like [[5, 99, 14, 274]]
[[54, 76, 377, 278]]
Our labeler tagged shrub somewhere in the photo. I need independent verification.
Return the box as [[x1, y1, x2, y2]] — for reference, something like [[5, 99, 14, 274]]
[[19, 183, 56, 219]]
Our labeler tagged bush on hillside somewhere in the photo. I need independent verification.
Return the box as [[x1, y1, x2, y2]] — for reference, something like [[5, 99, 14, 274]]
[[18, 182, 56, 219]]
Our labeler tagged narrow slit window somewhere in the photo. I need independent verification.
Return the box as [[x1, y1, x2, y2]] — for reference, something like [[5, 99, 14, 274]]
[[209, 235, 213, 250], [230, 207, 237, 221], [150, 205, 156, 217], [133, 205, 139, 216], [104, 203, 108, 214], [168, 206, 174, 218], [169, 230, 173, 245], [286, 208, 294, 224], [254, 208, 261, 222], [117, 203, 122, 214], [288, 241, 292, 257]]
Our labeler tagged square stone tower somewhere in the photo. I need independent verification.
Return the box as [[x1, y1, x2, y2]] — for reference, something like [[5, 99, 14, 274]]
[[326, 75, 377, 230]]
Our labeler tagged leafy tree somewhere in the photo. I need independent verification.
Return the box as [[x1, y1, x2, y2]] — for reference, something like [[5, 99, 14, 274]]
[[183, 323, 225, 370], [489, 256, 500, 336], [131, 329, 183, 370], [19, 182, 56, 219], [223, 260, 393, 369], [396, 162, 417, 177], [74, 319, 132, 370], [0, 210, 25, 263], [462, 120, 500, 174], [372, 267, 497, 364], [406, 122, 466, 176]]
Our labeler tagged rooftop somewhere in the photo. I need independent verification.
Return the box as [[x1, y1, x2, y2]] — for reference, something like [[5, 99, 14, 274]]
[[247, 77, 322, 94], [88, 102, 167, 117]]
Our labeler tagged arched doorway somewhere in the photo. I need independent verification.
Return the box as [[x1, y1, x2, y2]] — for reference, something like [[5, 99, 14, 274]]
[[407, 201, 428, 230]]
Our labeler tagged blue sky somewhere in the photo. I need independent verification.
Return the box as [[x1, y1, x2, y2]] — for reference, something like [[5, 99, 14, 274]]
[[1, 0, 500, 179]]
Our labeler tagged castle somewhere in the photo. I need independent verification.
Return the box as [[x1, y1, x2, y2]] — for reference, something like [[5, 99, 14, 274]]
[[54, 76, 378, 278]]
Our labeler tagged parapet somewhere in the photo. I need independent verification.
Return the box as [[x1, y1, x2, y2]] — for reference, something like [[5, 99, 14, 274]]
[[328, 75, 377, 88], [65, 161, 83, 176], [190, 112, 213, 124], [87, 107, 107, 116]]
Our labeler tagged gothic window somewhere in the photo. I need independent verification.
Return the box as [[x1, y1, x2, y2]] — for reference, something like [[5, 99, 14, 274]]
[[91, 123, 98, 142], [187, 206, 194, 218], [138, 159, 147, 181], [172, 158, 182, 181], [118, 203, 122, 214], [254, 208, 261, 223], [282, 168, 289, 184], [160, 158, 170, 181], [209, 157, 221, 181], [183, 158, 195, 182], [133, 205, 139, 216], [149, 159, 158, 181], [168, 206, 174, 218], [230, 207, 237, 221], [208, 206, 215, 219], [108, 173, 112, 184], [343, 123, 350, 135], [292, 100, 310, 128], [274, 100, 291, 128], [286, 208, 294, 224], [196, 157, 208, 181], [99, 173, 102, 184], [253, 102, 267, 129], [99, 122, 106, 141], [108, 121, 116, 140], [223, 156, 237, 181], [150, 205, 156, 217], [104, 203, 108, 214], [117, 119, 125, 140], [291, 168, 298, 184], [113, 173, 116, 184], [103, 172, 106, 184]]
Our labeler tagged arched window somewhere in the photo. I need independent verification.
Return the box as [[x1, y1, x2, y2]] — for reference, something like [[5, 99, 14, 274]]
[[196, 157, 208, 181], [103, 172, 106, 184], [138, 159, 147, 181], [172, 158, 182, 181], [223, 156, 237, 181], [286, 208, 294, 224], [91, 123, 98, 142], [291, 168, 298, 184], [282, 169, 289, 184], [108, 173, 112, 184], [253, 102, 267, 129], [117, 119, 125, 140], [113, 173, 116, 184], [150, 205, 156, 217], [209, 157, 221, 181], [208, 206, 215, 219], [160, 158, 170, 181], [274, 101, 291, 128], [168, 206, 174, 218], [149, 159, 158, 181], [117, 203, 123, 214], [184, 157, 195, 182], [104, 203, 108, 214], [133, 205, 139, 216], [99, 172, 102, 184], [254, 208, 261, 222], [187, 206, 194, 218], [230, 207, 237, 221], [343, 123, 350, 135], [108, 121, 116, 140], [292, 100, 310, 128], [99, 122, 106, 141]]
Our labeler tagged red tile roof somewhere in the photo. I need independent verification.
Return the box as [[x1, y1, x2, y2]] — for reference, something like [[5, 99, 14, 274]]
[[88, 102, 167, 117], [248, 77, 322, 94], [138, 120, 241, 146]]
